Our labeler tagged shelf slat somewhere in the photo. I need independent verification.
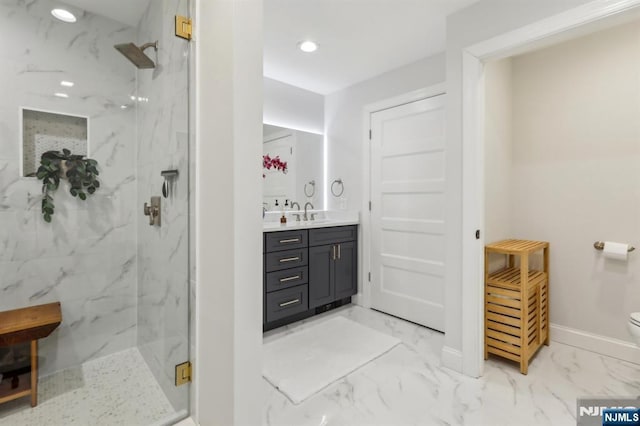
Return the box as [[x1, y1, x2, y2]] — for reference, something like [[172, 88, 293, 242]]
[[485, 239, 548, 254], [487, 267, 547, 289]]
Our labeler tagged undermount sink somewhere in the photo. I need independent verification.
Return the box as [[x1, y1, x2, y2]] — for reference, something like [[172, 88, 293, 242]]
[[262, 210, 359, 232]]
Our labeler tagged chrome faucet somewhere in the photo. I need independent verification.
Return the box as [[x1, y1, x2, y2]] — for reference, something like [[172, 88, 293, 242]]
[[291, 201, 301, 221], [304, 202, 314, 221]]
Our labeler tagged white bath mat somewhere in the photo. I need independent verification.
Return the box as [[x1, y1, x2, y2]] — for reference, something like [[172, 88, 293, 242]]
[[263, 316, 401, 404]]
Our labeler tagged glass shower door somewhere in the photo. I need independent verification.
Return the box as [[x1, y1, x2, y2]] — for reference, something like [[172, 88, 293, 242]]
[[135, 0, 193, 420]]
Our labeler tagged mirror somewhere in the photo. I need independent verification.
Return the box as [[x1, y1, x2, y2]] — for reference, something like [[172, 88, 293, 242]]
[[263, 124, 323, 211]]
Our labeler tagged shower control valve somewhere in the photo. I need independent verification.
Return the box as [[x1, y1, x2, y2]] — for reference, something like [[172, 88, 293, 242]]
[[144, 196, 161, 226]]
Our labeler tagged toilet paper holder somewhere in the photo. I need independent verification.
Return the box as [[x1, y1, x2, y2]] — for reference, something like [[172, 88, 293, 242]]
[[593, 241, 635, 252]]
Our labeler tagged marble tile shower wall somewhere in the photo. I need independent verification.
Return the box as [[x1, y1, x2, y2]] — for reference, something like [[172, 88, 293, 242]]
[[0, 0, 138, 376], [135, 0, 191, 411]]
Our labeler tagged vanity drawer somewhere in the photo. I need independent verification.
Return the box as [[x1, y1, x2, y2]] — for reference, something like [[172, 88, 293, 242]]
[[265, 285, 309, 323], [265, 248, 308, 272], [265, 230, 308, 253], [265, 267, 308, 293], [309, 225, 357, 247]]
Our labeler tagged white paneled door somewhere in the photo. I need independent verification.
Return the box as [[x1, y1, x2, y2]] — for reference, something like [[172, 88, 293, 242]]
[[370, 94, 446, 332]]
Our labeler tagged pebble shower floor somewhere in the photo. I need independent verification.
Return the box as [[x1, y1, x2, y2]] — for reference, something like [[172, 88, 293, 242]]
[[0, 348, 174, 426]]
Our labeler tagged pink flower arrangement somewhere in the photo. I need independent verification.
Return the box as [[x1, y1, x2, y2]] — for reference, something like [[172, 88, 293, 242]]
[[263, 154, 288, 178]]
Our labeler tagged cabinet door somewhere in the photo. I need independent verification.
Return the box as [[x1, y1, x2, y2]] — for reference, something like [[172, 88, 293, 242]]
[[309, 244, 335, 309], [334, 241, 357, 300]]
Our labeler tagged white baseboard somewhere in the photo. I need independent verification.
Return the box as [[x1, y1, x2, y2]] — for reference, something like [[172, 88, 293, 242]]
[[441, 346, 463, 372], [551, 323, 640, 365]]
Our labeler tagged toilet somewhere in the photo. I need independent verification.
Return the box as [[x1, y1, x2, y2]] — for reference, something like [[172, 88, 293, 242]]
[[628, 312, 640, 346]]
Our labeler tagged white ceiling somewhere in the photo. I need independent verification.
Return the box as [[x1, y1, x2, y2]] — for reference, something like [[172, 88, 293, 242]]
[[62, 0, 150, 27], [264, 0, 479, 94], [61, 1, 479, 94]]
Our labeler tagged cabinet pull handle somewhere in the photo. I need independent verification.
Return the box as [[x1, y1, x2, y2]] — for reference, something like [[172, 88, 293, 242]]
[[338, 244, 341, 260], [279, 256, 300, 263], [332, 245, 336, 260], [279, 238, 300, 244], [279, 275, 301, 283], [279, 299, 300, 307]]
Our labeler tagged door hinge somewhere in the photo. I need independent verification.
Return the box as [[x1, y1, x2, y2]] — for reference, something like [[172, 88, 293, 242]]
[[369, 129, 372, 140], [475, 230, 480, 240], [368, 272, 371, 282], [175, 15, 193, 40], [175, 361, 192, 386], [369, 201, 372, 211]]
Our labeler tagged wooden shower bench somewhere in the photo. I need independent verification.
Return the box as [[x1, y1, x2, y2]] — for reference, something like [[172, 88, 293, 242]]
[[0, 302, 62, 407]]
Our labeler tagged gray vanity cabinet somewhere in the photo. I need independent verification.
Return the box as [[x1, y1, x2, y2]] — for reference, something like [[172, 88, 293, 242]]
[[309, 227, 358, 310], [263, 225, 357, 330]]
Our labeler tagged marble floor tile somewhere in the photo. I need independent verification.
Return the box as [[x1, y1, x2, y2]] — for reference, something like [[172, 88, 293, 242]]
[[263, 305, 640, 426], [0, 347, 175, 426]]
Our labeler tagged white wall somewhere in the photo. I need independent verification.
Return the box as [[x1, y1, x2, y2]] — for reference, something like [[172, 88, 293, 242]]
[[483, 59, 513, 245], [444, 0, 591, 372], [324, 54, 446, 212], [508, 20, 640, 343], [196, 0, 263, 424], [264, 77, 324, 134]]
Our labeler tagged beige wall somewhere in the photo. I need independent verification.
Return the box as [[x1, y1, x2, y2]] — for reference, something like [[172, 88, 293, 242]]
[[487, 19, 640, 343], [484, 58, 513, 247]]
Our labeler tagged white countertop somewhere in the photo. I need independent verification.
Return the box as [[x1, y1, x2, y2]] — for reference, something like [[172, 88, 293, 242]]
[[263, 210, 359, 232]]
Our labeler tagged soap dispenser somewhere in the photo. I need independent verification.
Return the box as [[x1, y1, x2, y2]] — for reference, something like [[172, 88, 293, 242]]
[[280, 199, 287, 225]]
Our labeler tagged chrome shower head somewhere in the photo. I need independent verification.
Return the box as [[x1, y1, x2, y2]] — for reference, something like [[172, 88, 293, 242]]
[[114, 41, 158, 69]]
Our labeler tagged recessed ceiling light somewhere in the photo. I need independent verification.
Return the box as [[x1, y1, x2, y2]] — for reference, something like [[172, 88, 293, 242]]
[[51, 8, 77, 23], [120, 105, 128, 109], [60, 81, 74, 87], [54, 93, 69, 98], [298, 41, 318, 53]]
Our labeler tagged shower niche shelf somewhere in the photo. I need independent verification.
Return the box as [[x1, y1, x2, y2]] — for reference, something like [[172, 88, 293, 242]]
[[484, 239, 549, 375], [21, 108, 88, 177]]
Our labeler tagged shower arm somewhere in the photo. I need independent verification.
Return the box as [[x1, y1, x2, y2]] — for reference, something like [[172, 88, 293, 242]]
[[139, 41, 158, 52]]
